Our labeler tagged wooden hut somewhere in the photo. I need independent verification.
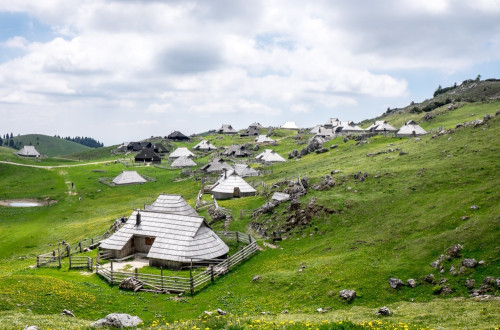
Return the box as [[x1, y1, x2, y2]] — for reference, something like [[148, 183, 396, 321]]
[[169, 147, 195, 159], [217, 124, 238, 134], [255, 149, 286, 162], [112, 170, 147, 185], [255, 135, 275, 144], [135, 148, 161, 164], [222, 145, 250, 157], [200, 158, 234, 173], [193, 140, 217, 151], [167, 131, 190, 141], [234, 163, 259, 177], [210, 170, 256, 199], [17, 146, 40, 157], [99, 209, 229, 269], [396, 120, 428, 137], [281, 121, 299, 130]]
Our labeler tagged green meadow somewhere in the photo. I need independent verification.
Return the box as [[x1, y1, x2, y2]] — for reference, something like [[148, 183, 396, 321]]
[[0, 101, 499, 329]]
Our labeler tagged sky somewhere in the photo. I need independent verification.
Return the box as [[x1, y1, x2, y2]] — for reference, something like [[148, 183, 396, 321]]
[[0, 0, 499, 146]]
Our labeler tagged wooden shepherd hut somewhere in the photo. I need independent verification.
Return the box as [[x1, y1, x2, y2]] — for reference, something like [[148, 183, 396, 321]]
[[167, 131, 190, 141], [255, 149, 286, 162], [99, 209, 229, 269], [396, 120, 428, 137], [135, 148, 161, 163], [169, 147, 195, 159], [210, 170, 256, 199], [17, 146, 40, 157], [112, 170, 147, 185], [171, 156, 197, 168], [193, 140, 217, 151], [200, 158, 234, 173]]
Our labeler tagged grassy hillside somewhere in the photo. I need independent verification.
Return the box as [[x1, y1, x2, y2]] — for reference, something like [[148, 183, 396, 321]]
[[0, 102, 499, 329], [11, 134, 91, 157]]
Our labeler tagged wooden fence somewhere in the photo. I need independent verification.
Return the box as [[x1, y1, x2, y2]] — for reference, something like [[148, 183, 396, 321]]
[[239, 209, 256, 219], [96, 231, 257, 295], [36, 251, 61, 268], [69, 256, 93, 271]]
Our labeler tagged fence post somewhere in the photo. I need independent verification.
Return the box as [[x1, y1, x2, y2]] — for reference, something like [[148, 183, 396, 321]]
[[135, 268, 138, 280], [58, 255, 61, 268], [89, 257, 93, 272], [110, 260, 114, 284], [236, 232, 239, 243], [96, 251, 100, 264], [210, 265, 214, 282], [69, 256, 72, 269], [248, 234, 252, 243], [36, 256, 39, 268], [91, 238, 94, 245], [241, 246, 245, 261], [161, 267, 164, 290], [189, 263, 194, 296], [79, 242, 82, 253]]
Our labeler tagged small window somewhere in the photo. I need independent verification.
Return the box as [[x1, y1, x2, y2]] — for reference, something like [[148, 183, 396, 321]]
[[145, 237, 155, 245]]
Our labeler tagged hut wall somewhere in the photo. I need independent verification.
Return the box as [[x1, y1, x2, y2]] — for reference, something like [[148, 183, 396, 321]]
[[149, 258, 184, 270], [133, 236, 153, 254]]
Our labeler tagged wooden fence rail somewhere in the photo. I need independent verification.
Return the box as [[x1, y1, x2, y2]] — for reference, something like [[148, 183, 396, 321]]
[[95, 231, 257, 295], [36, 250, 61, 268], [69, 256, 93, 271]]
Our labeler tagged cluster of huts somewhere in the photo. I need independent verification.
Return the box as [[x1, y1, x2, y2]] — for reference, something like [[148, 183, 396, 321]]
[[99, 194, 229, 269], [310, 118, 427, 140]]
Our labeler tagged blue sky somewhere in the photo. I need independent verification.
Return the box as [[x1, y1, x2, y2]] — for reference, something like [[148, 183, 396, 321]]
[[0, 0, 499, 145]]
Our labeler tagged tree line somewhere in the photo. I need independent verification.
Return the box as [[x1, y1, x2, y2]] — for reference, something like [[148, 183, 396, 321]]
[[0, 133, 103, 150], [56, 136, 104, 148]]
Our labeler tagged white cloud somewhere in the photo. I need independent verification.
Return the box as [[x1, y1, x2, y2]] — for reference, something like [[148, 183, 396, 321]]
[[0, 0, 498, 144]]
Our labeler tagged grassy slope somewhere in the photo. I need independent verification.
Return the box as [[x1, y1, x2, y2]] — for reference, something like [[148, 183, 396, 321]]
[[11, 134, 91, 157], [0, 102, 499, 328]]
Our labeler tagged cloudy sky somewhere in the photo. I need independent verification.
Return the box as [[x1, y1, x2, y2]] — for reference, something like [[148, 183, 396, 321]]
[[1, 0, 499, 145]]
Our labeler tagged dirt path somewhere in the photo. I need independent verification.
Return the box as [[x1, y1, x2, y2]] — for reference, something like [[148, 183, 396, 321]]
[[0, 160, 115, 169]]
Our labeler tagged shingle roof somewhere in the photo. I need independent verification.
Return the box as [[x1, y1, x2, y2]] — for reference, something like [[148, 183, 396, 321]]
[[281, 121, 299, 129], [100, 210, 229, 262], [112, 171, 147, 185], [168, 131, 190, 140], [145, 194, 198, 217], [272, 192, 290, 201], [255, 135, 275, 144], [255, 149, 286, 162], [249, 122, 263, 129], [171, 156, 197, 168], [169, 147, 195, 159], [396, 121, 427, 136], [210, 171, 257, 195], [200, 158, 234, 173], [135, 148, 161, 161], [17, 146, 40, 157], [217, 124, 238, 134], [234, 163, 259, 177], [193, 140, 217, 151]]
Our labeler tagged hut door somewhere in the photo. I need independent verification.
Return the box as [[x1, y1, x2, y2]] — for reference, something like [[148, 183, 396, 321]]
[[233, 187, 240, 198]]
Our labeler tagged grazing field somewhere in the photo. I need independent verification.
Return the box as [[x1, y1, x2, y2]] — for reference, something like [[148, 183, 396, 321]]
[[0, 101, 499, 329], [11, 134, 92, 157]]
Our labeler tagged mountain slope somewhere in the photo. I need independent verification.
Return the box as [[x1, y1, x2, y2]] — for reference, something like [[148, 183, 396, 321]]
[[11, 134, 91, 157]]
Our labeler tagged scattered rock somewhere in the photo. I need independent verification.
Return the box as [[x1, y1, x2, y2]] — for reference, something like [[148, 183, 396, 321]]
[[311, 175, 336, 191], [446, 244, 462, 258], [217, 308, 227, 316], [424, 274, 436, 284], [430, 260, 441, 269], [353, 171, 368, 182], [343, 137, 349, 143], [465, 279, 476, 289], [399, 151, 408, 156], [376, 307, 391, 316], [496, 278, 500, 289], [24, 327, 38, 330], [461, 216, 470, 221], [441, 285, 453, 295], [204, 311, 213, 316], [339, 289, 356, 302], [91, 313, 143, 328], [289, 199, 301, 211], [470, 205, 479, 210], [478, 260, 485, 266], [439, 278, 447, 285], [61, 310, 75, 317], [315, 147, 328, 154], [388, 277, 404, 289], [288, 149, 299, 159], [449, 266, 458, 275], [281, 310, 289, 314], [483, 276, 495, 285], [462, 258, 478, 268], [330, 144, 338, 149], [483, 114, 491, 121], [83, 247, 91, 252], [414, 138, 422, 142], [252, 275, 261, 282], [316, 308, 327, 313], [407, 279, 417, 288]]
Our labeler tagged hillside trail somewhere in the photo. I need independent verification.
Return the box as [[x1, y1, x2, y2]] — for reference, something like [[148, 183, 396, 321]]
[[0, 160, 114, 169]]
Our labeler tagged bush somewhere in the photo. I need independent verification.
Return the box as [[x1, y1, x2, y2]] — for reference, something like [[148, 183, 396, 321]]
[[410, 107, 422, 114], [432, 285, 443, 295]]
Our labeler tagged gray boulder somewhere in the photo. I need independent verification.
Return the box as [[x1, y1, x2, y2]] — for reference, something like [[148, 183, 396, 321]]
[[424, 274, 436, 284], [483, 276, 495, 285], [465, 278, 476, 289], [388, 277, 404, 289], [376, 306, 391, 316], [24, 327, 39, 330], [407, 279, 417, 288], [339, 289, 356, 302], [470, 205, 480, 210], [446, 244, 462, 258], [217, 308, 227, 316], [496, 278, 500, 289], [462, 258, 478, 268], [441, 285, 453, 295], [252, 275, 261, 282], [91, 313, 143, 328], [330, 144, 338, 149], [61, 310, 75, 317]]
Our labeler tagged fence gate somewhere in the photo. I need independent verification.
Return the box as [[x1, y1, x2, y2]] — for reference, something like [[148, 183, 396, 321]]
[[69, 256, 93, 271], [36, 250, 61, 268]]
